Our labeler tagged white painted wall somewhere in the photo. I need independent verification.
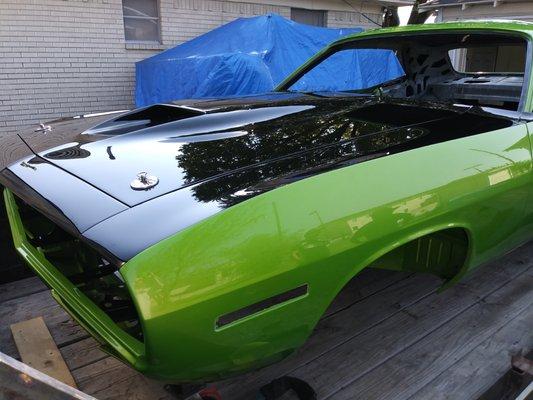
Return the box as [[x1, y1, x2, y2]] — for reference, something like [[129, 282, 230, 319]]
[[439, 2, 533, 22]]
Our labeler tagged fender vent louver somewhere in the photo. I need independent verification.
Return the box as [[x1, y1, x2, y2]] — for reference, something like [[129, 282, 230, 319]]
[[216, 284, 308, 329]]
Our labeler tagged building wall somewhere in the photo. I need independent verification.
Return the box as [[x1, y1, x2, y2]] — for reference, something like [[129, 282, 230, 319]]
[[438, 2, 533, 22], [0, 0, 383, 139]]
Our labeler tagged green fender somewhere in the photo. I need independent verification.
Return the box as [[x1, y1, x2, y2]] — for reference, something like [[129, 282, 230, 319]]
[[121, 122, 533, 381]]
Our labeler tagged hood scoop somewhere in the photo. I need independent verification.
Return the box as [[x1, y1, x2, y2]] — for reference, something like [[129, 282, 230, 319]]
[[84, 104, 205, 136]]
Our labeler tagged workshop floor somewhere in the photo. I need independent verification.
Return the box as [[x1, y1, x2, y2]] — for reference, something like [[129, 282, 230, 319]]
[[0, 243, 532, 400]]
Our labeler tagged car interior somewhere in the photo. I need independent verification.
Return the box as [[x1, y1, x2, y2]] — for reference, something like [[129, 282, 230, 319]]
[[285, 32, 530, 112], [384, 33, 528, 111]]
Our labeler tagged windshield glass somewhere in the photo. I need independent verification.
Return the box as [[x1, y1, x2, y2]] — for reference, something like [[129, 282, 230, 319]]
[[287, 48, 405, 92], [280, 32, 528, 111]]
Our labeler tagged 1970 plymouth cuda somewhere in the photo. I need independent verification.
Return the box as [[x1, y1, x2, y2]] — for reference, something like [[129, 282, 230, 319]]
[[2, 20, 533, 382]]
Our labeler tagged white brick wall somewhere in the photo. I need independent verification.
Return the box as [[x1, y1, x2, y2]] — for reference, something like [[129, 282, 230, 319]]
[[0, 0, 382, 138]]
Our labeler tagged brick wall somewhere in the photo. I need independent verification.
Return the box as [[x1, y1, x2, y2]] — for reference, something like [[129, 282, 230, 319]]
[[0, 0, 382, 139], [0, 0, 150, 140]]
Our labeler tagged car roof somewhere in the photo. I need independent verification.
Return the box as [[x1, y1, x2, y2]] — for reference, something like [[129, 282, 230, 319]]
[[332, 20, 533, 46]]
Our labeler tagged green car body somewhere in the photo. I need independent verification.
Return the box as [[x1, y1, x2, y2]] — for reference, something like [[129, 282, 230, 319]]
[[3, 20, 533, 382]]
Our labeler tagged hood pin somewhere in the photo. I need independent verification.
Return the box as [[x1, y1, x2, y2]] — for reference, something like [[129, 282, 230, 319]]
[[35, 123, 52, 134], [131, 172, 159, 191]]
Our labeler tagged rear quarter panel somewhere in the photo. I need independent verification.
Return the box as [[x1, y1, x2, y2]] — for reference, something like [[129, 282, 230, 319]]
[[121, 122, 532, 381]]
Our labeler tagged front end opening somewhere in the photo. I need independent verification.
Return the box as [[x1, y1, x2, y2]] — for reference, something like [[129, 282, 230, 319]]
[[14, 195, 143, 342]]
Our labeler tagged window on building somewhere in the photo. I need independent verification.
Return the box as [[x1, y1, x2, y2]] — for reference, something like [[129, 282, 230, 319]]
[[122, 0, 161, 42], [291, 8, 326, 27]]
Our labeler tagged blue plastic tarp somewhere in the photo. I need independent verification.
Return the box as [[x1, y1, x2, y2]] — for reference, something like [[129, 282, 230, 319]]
[[135, 13, 404, 106]]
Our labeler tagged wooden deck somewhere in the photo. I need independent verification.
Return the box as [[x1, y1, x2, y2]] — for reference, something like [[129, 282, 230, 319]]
[[0, 243, 532, 400]]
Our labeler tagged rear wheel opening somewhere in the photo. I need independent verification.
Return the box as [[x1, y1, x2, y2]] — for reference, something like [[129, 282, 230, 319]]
[[368, 228, 469, 281]]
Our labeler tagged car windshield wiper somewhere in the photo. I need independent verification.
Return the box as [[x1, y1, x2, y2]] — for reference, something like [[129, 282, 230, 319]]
[[292, 90, 378, 98]]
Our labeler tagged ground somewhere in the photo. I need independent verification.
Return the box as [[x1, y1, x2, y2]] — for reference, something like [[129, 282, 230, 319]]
[[0, 242, 532, 399]]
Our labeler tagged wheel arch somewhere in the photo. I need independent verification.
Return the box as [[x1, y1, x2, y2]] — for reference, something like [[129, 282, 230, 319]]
[[325, 223, 475, 317]]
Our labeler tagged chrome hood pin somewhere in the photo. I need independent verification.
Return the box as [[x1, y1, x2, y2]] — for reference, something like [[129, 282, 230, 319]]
[[35, 123, 52, 134], [131, 172, 159, 191]]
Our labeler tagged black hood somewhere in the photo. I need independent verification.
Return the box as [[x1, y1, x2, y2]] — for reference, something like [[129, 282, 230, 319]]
[[4, 92, 517, 261], [14, 92, 511, 209]]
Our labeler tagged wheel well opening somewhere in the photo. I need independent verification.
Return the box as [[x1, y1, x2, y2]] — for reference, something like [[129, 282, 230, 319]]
[[367, 228, 470, 281]]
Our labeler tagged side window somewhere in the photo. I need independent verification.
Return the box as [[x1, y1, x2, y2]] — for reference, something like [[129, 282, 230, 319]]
[[122, 0, 161, 43], [445, 43, 528, 111], [290, 8, 327, 27], [449, 44, 527, 74]]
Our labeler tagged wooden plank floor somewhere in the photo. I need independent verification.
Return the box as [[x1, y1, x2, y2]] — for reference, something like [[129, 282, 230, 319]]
[[0, 243, 532, 400]]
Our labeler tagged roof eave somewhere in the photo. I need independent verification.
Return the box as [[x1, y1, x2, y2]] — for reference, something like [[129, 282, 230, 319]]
[[420, 0, 525, 11], [375, 0, 416, 6]]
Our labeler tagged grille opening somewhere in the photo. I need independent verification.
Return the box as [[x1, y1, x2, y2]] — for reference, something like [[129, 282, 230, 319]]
[[15, 196, 143, 341]]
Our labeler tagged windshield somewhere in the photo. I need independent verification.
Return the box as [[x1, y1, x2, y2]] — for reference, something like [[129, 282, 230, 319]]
[[287, 48, 405, 93], [279, 32, 529, 111]]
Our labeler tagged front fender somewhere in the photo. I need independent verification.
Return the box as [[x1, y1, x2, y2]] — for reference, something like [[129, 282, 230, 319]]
[[120, 124, 531, 381]]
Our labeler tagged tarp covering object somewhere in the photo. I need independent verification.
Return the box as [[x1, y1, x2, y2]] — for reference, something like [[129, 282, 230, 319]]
[[135, 13, 404, 106]]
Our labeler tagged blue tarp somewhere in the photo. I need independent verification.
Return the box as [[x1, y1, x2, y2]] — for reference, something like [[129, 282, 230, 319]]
[[135, 13, 404, 107]]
